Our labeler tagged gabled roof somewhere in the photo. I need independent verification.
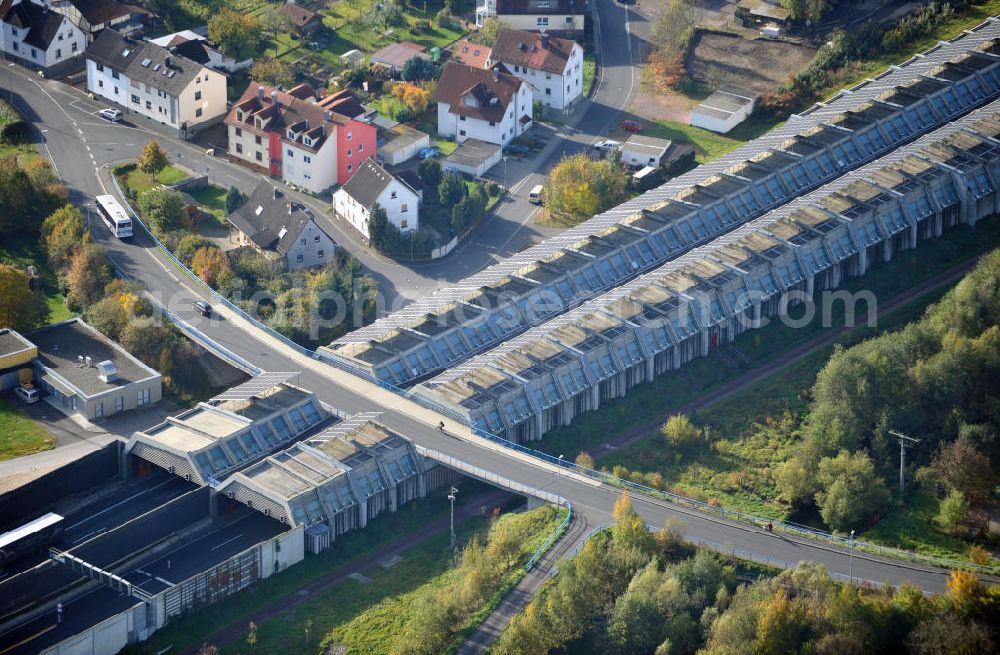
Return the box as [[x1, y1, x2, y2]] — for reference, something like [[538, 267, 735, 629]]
[[371, 41, 428, 69], [86, 29, 208, 97], [169, 38, 211, 65], [433, 61, 523, 123], [228, 182, 325, 255], [491, 28, 576, 75], [338, 159, 411, 210], [452, 39, 492, 69], [282, 2, 321, 28], [495, 0, 585, 16], [70, 0, 142, 26], [227, 83, 357, 152], [316, 88, 366, 119], [2, 1, 70, 51]]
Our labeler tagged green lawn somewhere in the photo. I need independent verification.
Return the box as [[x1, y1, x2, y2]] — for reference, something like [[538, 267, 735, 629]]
[[436, 139, 457, 155], [638, 117, 780, 165], [116, 163, 190, 196], [0, 141, 40, 165], [0, 234, 73, 324], [583, 53, 596, 97], [0, 397, 55, 461], [188, 184, 229, 229]]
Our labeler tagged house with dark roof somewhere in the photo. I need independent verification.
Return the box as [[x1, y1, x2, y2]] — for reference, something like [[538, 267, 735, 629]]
[[149, 29, 252, 73], [333, 158, 420, 239], [0, 0, 87, 72], [228, 182, 337, 270], [226, 82, 377, 193], [85, 28, 227, 131], [55, 0, 145, 40], [489, 28, 582, 110], [282, 1, 322, 36], [433, 61, 532, 146], [477, 0, 585, 37]]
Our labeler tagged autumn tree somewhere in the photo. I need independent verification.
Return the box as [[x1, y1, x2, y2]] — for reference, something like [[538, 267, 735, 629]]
[[191, 246, 232, 289], [250, 59, 295, 88], [41, 205, 87, 272], [0, 264, 46, 331], [574, 451, 594, 469], [545, 153, 628, 222], [66, 244, 113, 312], [120, 317, 170, 368], [209, 8, 262, 59], [85, 294, 133, 340], [661, 414, 702, 451], [929, 438, 993, 502], [138, 139, 169, 174]]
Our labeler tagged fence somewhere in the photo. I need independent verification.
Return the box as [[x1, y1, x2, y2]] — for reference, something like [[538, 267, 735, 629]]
[[110, 166, 1000, 578]]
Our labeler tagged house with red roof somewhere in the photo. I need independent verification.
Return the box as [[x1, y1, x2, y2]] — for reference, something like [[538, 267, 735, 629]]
[[225, 82, 377, 194], [451, 39, 491, 69], [488, 28, 582, 110]]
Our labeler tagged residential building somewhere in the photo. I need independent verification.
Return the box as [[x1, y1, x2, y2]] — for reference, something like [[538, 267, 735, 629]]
[[0, 0, 87, 73], [315, 87, 368, 120], [451, 38, 491, 68], [227, 182, 337, 270], [85, 29, 228, 131], [282, 1, 322, 36], [477, 0, 585, 37], [333, 158, 420, 238], [27, 318, 162, 420], [149, 29, 251, 73], [226, 82, 377, 194], [0, 328, 37, 391], [690, 87, 758, 134], [433, 61, 532, 146], [51, 0, 144, 42], [489, 28, 582, 110], [621, 134, 671, 168]]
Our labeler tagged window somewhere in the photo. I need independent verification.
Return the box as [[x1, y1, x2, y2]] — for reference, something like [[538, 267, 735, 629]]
[[300, 237, 306, 245], [545, 88, 551, 95], [537, 16, 549, 26], [314, 235, 321, 242], [236, 143, 243, 153], [146, 100, 152, 110], [112, 70, 119, 80], [287, 149, 294, 157], [255, 135, 262, 145], [358, 143, 363, 152], [296, 253, 303, 262], [545, 73, 551, 80], [459, 129, 466, 136], [94, 402, 104, 418], [30, 48, 37, 58], [400, 218, 407, 228], [10, 42, 16, 52], [115, 396, 124, 413], [195, 90, 201, 100], [255, 151, 263, 161], [71, 42, 77, 53], [348, 149, 352, 157], [114, 86, 118, 94], [347, 163, 353, 172], [195, 107, 203, 117], [98, 80, 103, 88], [489, 121, 495, 126], [401, 203, 408, 212], [566, 16, 573, 23], [96, 62, 103, 71], [317, 249, 324, 257], [459, 115, 466, 121], [347, 131, 352, 140], [235, 127, 242, 137], [130, 94, 139, 103], [390, 190, 397, 199], [138, 388, 150, 406], [303, 155, 311, 163], [56, 49, 62, 59]]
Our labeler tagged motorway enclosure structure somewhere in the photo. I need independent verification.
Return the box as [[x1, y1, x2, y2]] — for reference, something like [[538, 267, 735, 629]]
[[323, 24, 1000, 390]]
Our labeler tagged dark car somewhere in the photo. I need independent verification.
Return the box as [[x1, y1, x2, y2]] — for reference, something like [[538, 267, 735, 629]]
[[193, 300, 213, 317], [621, 120, 643, 133], [505, 144, 530, 156]]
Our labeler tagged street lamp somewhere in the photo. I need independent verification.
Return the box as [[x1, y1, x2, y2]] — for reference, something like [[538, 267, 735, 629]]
[[556, 454, 564, 495], [848, 529, 855, 584], [448, 486, 458, 549], [8, 63, 15, 103], [502, 156, 508, 194]]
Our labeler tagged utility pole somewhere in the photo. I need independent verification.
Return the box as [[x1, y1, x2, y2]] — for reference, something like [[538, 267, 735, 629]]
[[448, 486, 458, 549], [889, 430, 920, 496], [848, 529, 855, 584]]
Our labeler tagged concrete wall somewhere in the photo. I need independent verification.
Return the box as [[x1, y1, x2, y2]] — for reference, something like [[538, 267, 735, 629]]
[[41, 602, 152, 655], [259, 525, 305, 578]]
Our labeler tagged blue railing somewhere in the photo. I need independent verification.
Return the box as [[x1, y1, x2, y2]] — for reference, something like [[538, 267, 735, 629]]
[[525, 503, 573, 572], [108, 174, 999, 578]]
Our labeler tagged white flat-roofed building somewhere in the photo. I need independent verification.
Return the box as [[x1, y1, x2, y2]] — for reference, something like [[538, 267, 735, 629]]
[[621, 134, 672, 168], [690, 87, 759, 134]]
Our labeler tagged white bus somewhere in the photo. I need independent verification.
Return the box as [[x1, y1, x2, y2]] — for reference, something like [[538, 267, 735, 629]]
[[95, 194, 133, 238]]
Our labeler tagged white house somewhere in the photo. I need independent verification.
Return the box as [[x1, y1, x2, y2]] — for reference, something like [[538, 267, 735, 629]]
[[477, 0, 585, 36], [149, 29, 252, 73], [690, 87, 759, 134], [85, 28, 227, 132], [433, 61, 532, 146], [0, 0, 87, 73], [489, 28, 583, 110], [621, 134, 671, 168], [333, 159, 420, 239], [227, 182, 336, 270]]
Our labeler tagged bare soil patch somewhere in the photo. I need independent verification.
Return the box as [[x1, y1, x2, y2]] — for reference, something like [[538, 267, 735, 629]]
[[686, 31, 816, 93]]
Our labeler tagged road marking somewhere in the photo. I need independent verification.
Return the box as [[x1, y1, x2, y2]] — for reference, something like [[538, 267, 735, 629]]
[[210, 533, 245, 551], [70, 528, 106, 545], [0, 623, 56, 654], [154, 575, 174, 586], [64, 477, 175, 531]]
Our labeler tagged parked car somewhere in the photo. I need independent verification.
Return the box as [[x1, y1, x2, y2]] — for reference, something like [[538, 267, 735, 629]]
[[621, 120, 642, 133], [418, 146, 440, 159], [15, 385, 40, 405], [99, 108, 123, 123], [504, 143, 530, 156], [593, 139, 621, 153], [192, 300, 213, 317]]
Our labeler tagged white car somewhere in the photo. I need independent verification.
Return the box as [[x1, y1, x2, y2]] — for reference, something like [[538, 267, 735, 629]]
[[15, 386, 40, 404], [99, 108, 123, 123], [593, 139, 621, 153]]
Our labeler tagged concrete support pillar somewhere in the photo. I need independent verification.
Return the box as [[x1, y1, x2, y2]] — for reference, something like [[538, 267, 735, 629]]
[[672, 346, 681, 370], [909, 224, 918, 249], [534, 412, 543, 441], [417, 471, 427, 498], [590, 383, 599, 410], [357, 501, 368, 529], [753, 302, 762, 327], [858, 247, 868, 275], [700, 329, 709, 354], [645, 354, 654, 381], [209, 491, 221, 519], [806, 274, 815, 297], [935, 213, 943, 237], [830, 264, 841, 289], [883, 239, 892, 263], [388, 487, 398, 512]]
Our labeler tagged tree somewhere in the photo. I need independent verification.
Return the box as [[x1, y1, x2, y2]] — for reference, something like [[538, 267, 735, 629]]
[[65, 244, 113, 312], [439, 171, 467, 206], [930, 438, 993, 502], [208, 8, 262, 59], [775, 457, 815, 507], [367, 203, 401, 252], [814, 450, 890, 531], [470, 17, 505, 46], [42, 205, 87, 272], [84, 294, 132, 340], [545, 153, 628, 222], [651, 0, 702, 52], [250, 59, 295, 89], [138, 140, 169, 174], [225, 186, 248, 214], [661, 414, 702, 451], [907, 611, 995, 655], [575, 451, 594, 469], [176, 234, 215, 266], [138, 188, 185, 236], [0, 264, 37, 330], [120, 317, 170, 368], [418, 159, 443, 190], [246, 621, 258, 653], [402, 57, 437, 82], [191, 246, 232, 289], [936, 490, 969, 535]]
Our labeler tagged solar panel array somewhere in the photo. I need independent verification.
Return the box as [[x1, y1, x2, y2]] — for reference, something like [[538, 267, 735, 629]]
[[322, 20, 1000, 388], [211, 371, 301, 401], [416, 98, 1000, 441]]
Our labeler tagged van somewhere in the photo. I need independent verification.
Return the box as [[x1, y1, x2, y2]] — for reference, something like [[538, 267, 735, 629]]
[[528, 184, 544, 205], [15, 386, 40, 405]]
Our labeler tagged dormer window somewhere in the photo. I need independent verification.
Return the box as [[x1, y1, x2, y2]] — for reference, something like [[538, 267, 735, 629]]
[[287, 129, 296, 140], [236, 110, 244, 121], [255, 117, 262, 129], [303, 137, 312, 147]]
